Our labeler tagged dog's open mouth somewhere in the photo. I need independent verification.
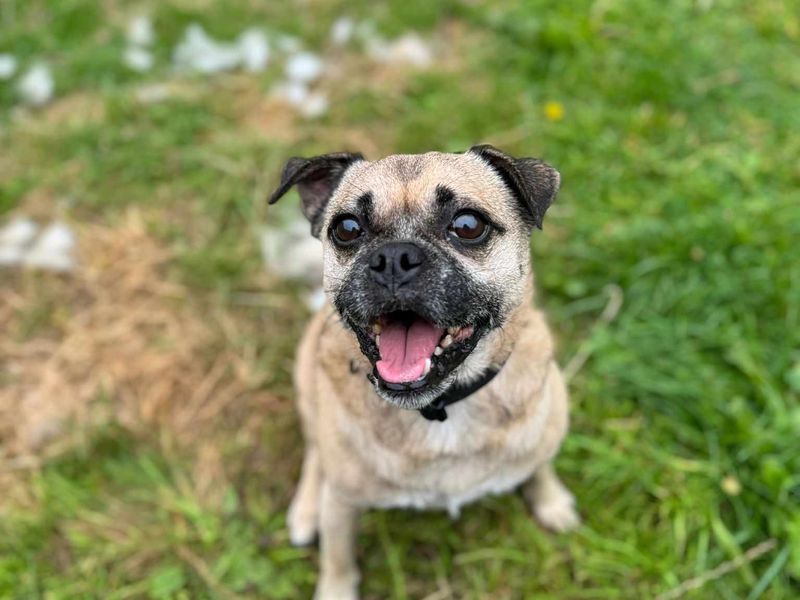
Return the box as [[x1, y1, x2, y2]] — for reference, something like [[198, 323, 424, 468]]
[[370, 311, 474, 388]]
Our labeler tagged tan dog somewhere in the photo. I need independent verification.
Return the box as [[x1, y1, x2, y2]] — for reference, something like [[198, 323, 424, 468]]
[[269, 145, 578, 599]]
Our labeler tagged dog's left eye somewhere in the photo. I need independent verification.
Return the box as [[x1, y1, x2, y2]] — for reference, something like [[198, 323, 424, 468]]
[[332, 215, 363, 245], [449, 211, 489, 242]]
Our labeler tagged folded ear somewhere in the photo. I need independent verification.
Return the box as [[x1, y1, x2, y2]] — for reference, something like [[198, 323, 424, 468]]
[[268, 151, 365, 237], [468, 144, 560, 229]]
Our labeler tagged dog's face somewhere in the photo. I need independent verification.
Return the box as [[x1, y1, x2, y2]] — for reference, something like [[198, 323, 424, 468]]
[[269, 146, 560, 409]]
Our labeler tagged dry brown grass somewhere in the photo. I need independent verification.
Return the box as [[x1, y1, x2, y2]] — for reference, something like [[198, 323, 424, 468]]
[[0, 209, 282, 508]]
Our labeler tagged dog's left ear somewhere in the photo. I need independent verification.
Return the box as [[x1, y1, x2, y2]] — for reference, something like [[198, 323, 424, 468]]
[[268, 152, 364, 237], [469, 144, 560, 229]]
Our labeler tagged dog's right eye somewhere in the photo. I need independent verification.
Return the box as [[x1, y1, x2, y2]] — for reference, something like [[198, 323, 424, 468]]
[[332, 215, 363, 245], [449, 211, 489, 243]]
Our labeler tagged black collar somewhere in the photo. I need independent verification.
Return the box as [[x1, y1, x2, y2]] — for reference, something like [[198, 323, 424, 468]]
[[418, 365, 502, 422]]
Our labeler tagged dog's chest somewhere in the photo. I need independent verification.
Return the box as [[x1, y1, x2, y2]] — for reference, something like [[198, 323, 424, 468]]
[[343, 394, 553, 515], [373, 451, 538, 518]]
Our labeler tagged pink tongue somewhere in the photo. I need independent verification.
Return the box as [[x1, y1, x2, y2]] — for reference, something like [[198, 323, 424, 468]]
[[376, 318, 443, 384]]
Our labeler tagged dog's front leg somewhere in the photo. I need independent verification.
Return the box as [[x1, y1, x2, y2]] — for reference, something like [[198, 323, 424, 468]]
[[288, 446, 322, 546], [315, 482, 360, 600], [523, 462, 580, 533]]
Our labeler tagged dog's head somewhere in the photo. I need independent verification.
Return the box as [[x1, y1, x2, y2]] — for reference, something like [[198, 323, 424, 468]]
[[269, 145, 560, 409]]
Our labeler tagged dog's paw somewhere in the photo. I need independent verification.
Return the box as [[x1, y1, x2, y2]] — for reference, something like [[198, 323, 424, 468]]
[[287, 503, 318, 547], [533, 489, 580, 533], [314, 574, 359, 600]]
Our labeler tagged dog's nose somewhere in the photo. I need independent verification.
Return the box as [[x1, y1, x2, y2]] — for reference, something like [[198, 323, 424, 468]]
[[368, 242, 425, 291]]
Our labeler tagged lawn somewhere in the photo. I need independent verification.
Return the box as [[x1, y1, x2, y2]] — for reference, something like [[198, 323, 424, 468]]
[[1, 0, 799, 598]]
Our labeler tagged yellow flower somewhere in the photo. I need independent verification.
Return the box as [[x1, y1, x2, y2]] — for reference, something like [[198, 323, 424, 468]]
[[721, 475, 742, 496], [544, 101, 565, 122]]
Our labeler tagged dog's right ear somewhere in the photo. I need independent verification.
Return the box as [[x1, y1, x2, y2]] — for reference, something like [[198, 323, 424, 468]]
[[268, 152, 365, 237]]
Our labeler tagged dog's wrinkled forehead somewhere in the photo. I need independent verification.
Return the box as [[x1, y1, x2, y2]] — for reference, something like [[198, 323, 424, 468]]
[[268, 145, 560, 237], [329, 152, 517, 226]]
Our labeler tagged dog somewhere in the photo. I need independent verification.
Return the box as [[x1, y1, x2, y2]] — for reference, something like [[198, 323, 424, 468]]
[[268, 145, 579, 599]]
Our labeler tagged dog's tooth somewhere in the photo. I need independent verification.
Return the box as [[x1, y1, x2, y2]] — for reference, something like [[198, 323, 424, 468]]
[[434, 346, 443, 356], [441, 334, 453, 349], [372, 323, 382, 334], [375, 334, 381, 348], [447, 326, 459, 335], [422, 358, 431, 377]]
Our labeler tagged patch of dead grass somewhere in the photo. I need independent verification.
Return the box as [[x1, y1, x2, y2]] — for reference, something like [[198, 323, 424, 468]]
[[39, 91, 107, 127], [0, 209, 283, 508]]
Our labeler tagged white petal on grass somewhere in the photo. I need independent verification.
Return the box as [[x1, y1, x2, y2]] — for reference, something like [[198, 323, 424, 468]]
[[299, 91, 328, 119], [124, 46, 154, 72], [0, 217, 38, 267], [389, 33, 433, 67], [306, 287, 327, 312], [368, 33, 432, 67], [271, 81, 328, 118], [272, 80, 309, 106], [127, 15, 155, 46], [0, 54, 17, 80], [237, 28, 270, 72], [17, 63, 54, 106], [330, 17, 355, 46], [285, 52, 323, 83], [22, 222, 76, 273], [0, 217, 38, 246], [172, 24, 242, 74], [260, 220, 323, 284]]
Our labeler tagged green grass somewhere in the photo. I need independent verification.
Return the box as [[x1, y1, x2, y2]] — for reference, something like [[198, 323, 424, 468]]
[[1, 0, 799, 598]]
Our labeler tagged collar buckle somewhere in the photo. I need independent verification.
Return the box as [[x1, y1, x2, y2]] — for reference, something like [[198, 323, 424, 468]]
[[417, 366, 502, 422]]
